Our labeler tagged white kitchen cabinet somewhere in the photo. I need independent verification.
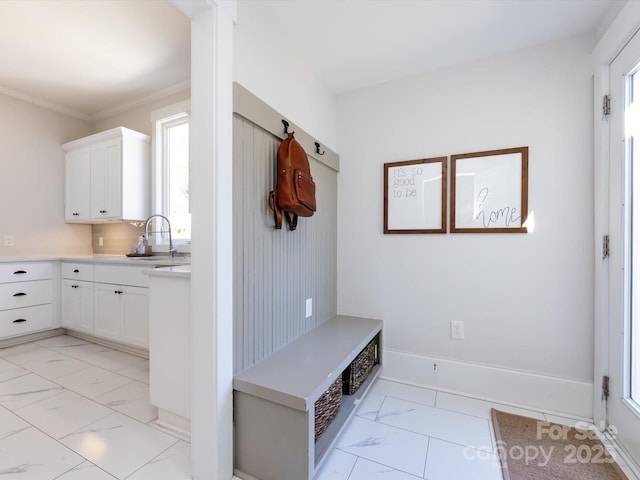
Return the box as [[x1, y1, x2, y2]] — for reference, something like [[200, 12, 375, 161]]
[[94, 284, 148, 347], [94, 264, 150, 348], [61, 280, 94, 333], [63, 127, 150, 223], [0, 262, 55, 340], [65, 148, 91, 221], [61, 262, 95, 334]]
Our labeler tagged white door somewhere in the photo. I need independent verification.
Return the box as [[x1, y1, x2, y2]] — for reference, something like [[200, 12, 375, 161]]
[[94, 283, 125, 340], [90, 139, 122, 220], [65, 148, 91, 221], [61, 280, 94, 333], [608, 27, 640, 463]]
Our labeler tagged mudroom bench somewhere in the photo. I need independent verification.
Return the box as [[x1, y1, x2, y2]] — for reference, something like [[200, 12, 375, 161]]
[[233, 315, 383, 480]]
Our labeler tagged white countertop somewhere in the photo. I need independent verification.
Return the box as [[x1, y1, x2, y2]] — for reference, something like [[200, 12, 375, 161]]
[[147, 265, 191, 278], [0, 254, 190, 268]]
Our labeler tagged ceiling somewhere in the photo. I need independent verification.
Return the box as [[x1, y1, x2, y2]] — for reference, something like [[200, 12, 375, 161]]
[[259, 0, 619, 94], [0, 0, 619, 120], [0, 0, 190, 121]]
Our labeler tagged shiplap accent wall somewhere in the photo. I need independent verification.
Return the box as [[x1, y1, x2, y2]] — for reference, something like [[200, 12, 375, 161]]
[[233, 96, 338, 373]]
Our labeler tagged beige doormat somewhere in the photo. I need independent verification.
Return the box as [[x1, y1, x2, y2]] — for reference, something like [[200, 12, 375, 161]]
[[491, 409, 627, 480]]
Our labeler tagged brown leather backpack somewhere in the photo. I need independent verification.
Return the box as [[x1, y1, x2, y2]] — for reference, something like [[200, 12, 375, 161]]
[[268, 132, 316, 230]]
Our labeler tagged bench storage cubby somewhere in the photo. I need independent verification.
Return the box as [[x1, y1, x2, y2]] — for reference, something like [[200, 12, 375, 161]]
[[233, 315, 383, 480]]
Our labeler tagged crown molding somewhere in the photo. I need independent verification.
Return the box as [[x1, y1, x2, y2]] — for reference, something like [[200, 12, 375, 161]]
[[0, 80, 191, 124], [91, 80, 191, 121], [0, 84, 91, 121]]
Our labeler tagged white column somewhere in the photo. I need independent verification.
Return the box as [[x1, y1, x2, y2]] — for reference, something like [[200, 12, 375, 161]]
[[171, 1, 236, 478]]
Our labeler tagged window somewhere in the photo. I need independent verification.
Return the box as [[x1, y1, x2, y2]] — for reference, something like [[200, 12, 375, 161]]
[[151, 102, 191, 249]]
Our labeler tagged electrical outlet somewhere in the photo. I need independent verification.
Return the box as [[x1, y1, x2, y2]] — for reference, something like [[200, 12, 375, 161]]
[[305, 298, 312, 318], [4, 235, 14, 247], [450, 320, 464, 339], [99, 236, 104, 247]]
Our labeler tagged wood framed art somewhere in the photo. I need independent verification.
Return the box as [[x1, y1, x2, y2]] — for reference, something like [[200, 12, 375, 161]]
[[384, 157, 447, 234], [450, 146, 528, 233]]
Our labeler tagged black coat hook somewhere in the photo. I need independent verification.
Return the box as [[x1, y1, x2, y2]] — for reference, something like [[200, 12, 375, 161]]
[[315, 142, 325, 156], [282, 119, 290, 134]]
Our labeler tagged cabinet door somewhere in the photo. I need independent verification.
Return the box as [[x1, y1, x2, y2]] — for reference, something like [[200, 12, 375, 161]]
[[123, 285, 149, 348], [65, 148, 91, 221], [91, 139, 122, 220], [94, 282, 125, 340], [61, 280, 94, 333]]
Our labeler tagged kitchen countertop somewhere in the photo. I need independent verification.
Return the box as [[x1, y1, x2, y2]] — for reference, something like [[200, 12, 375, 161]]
[[0, 254, 190, 268], [147, 265, 191, 278]]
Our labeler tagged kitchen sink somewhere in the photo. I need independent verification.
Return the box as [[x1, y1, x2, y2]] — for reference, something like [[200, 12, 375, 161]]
[[122, 256, 190, 266]]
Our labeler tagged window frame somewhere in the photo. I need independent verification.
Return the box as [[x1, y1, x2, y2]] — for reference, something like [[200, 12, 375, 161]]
[[150, 101, 191, 252]]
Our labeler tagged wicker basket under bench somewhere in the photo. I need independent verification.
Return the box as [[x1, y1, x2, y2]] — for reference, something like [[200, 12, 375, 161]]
[[233, 315, 383, 480]]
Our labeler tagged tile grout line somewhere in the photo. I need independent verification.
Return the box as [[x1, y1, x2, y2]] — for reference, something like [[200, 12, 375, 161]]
[[0, 336, 190, 479], [335, 449, 424, 480], [422, 435, 431, 479], [121, 438, 183, 480], [350, 398, 496, 450], [2, 339, 188, 442]]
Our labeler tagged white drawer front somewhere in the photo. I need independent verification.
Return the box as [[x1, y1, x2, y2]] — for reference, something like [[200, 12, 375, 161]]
[[0, 263, 53, 283], [61, 262, 94, 281], [0, 304, 53, 338], [0, 280, 52, 310], [94, 265, 149, 288]]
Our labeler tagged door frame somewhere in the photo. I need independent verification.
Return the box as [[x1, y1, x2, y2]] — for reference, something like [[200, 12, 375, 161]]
[[593, 0, 640, 452]]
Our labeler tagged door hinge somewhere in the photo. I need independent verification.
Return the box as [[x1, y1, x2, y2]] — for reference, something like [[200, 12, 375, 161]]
[[602, 235, 610, 259], [603, 95, 611, 116], [602, 375, 610, 401]]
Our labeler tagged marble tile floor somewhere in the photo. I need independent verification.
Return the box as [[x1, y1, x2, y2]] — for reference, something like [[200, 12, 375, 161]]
[[315, 379, 640, 480], [0, 334, 190, 480], [2, 334, 638, 480]]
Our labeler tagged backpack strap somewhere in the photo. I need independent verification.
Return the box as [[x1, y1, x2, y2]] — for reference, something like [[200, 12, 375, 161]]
[[268, 191, 283, 230], [284, 212, 298, 231]]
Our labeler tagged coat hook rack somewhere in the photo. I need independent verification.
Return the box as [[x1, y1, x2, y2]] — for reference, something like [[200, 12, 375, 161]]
[[315, 142, 325, 156], [282, 119, 290, 134]]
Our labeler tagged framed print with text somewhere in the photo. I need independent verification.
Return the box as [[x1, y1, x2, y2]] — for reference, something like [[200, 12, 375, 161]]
[[384, 157, 447, 234], [450, 146, 528, 233]]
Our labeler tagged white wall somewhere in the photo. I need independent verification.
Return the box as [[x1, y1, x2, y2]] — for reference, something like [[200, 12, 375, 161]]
[[233, 0, 337, 149], [337, 35, 595, 411], [91, 88, 190, 136], [0, 93, 92, 256]]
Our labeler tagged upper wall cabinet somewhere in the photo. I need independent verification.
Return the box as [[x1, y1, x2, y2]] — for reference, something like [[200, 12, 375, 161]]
[[62, 127, 150, 223]]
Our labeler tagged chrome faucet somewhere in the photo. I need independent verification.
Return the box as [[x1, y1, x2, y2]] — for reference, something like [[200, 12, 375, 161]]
[[144, 214, 177, 257]]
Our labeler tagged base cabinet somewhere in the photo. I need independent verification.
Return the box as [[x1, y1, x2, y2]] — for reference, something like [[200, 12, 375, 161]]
[[61, 280, 94, 334], [60, 262, 150, 349], [0, 263, 55, 340], [93, 263, 150, 349], [94, 283, 148, 348], [61, 262, 94, 334]]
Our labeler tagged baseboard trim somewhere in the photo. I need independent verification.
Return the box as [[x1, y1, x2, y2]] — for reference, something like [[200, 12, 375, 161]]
[[63, 330, 148, 359], [381, 348, 593, 419], [605, 431, 640, 479], [156, 409, 191, 438], [0, 328, 65, 349], [233, 470, 261, 480]]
